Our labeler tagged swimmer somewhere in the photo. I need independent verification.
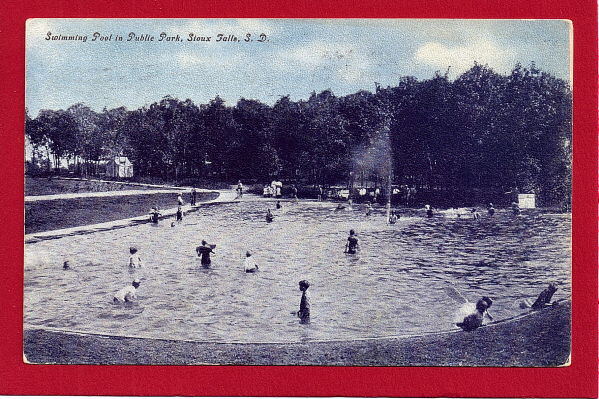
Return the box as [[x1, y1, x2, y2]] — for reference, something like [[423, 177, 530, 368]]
[[511, 201, 521, 215], [196, 240, 216, 266], [365, 202, 373, 216], [149, 207, 162, 224], [517, 284, 558, 310], [266, 208, 274, 222], [456, 297, 493, 331], [128, 247, 142, 268], [63, 260, 71, 270], [113, 279, 141, 303], [471, 208, 480, 219], [191, 187, 197, 206], [243, 251, 259, 273], [424, 204, 434, 218], [345, 229, 359, 254], [388, 210, 398, 224], [297, 280, 311, 324], [488, 203, 495, 216], [276, 201, 281, 209]]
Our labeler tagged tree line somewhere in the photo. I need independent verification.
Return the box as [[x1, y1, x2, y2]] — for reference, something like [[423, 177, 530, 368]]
[[26, 62, 572, 206]]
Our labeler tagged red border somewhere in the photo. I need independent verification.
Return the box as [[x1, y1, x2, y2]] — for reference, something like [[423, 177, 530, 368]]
[[2, 1, 597, 397]]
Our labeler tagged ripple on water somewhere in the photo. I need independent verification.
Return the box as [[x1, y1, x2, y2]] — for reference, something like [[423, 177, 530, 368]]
[[24, 203, 571, 343]]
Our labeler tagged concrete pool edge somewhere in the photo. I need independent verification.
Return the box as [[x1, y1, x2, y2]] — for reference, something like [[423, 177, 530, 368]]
[[23, 300, 571, 366], [24, 190, 241, 243]]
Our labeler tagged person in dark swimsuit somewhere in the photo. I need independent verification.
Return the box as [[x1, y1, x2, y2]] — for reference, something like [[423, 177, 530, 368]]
[[149, 207, 162, 223], [297, 280, 311, 324], [266, 208, 274, 222], [345, 229, 359, 254], [457, 297, 493, 331], [196, 240, 215, 266]]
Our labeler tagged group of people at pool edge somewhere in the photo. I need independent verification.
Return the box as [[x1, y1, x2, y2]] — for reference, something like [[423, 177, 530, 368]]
[[100, 183, 557, 329]]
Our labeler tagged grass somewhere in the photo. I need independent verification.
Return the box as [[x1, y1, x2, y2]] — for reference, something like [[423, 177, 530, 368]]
[[25, 192, 218, 234], [25, 177, 173, 196], [23, 301, 570, 366]]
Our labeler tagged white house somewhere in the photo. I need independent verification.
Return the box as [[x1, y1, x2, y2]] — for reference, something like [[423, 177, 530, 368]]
[[105, 156, 134, 178]]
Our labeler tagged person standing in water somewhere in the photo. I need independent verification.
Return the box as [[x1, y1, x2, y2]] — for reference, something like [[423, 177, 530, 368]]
[[487, 203, 495, 216], [128, 247, 142, 268], [388, 210, 398, 224], [177, 193, 184, 206], [176, 205, 183, 222], [425, 204, 434, 218], [191, 187, 197, 206], [243, 251, 259, 273], [511, 201, 521, 215], [196, 240, 215, 266], [266, 208, 274, 222], [345, 229, 359, 254], [149, 207, 162, 224], [237, 180, 243, 198], [297, 280, 311, 324]]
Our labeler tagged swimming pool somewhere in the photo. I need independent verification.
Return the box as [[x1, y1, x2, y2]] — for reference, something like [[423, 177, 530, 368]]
[[24, 201, 571, 343]]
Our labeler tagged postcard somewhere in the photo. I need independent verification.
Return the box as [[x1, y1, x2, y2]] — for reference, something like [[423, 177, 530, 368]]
[[24, 19, 572, 368]]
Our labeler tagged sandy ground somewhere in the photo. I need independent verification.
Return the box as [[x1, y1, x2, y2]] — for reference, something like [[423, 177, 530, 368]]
[[23, 300, 570, 366]]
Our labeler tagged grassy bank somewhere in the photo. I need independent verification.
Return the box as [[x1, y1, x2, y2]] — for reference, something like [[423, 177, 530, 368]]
[[25, 192, 219, 234], [25, 177, 177, 196], [24, 301, 570, 366]]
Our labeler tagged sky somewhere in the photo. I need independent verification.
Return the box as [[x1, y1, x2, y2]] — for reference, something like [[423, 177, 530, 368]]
[[25, 19, 572, 117]]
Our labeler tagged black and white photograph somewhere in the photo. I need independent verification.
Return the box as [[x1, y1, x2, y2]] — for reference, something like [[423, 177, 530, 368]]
[[24, 19, 572, 366]]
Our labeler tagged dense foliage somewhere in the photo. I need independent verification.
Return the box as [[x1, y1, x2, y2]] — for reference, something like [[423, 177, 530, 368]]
[[26, 63, 572, 206]]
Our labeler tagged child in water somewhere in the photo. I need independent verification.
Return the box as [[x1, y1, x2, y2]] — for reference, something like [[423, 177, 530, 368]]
[[425, 204, 434, 218], [128, 247, 142, 268], [388, 210, 398, 224], [244, 251, 259, 273], [457, 297, 493, 331], [266, 208, 274, 222], [113, 279, 141, 303], [176, 205, 183, 221], [297, 280, 310, 324], [345, 229, 359, 254], [149, 207, 162, 223]]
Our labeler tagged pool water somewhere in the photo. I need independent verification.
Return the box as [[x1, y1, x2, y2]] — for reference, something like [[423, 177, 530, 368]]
[[24, 201, 571, 343]]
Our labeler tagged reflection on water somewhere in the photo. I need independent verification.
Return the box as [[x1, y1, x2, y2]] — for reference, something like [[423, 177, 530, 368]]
[[24, 202, 571, 343]]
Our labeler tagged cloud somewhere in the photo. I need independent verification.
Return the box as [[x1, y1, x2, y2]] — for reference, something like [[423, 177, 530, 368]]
[[278, 41, 372, 83], [414, 39, 513, 75], [174, 51, 243, 68]]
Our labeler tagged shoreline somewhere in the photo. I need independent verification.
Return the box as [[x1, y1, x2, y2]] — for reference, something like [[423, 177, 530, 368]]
[[24, 300, 570, 366]]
